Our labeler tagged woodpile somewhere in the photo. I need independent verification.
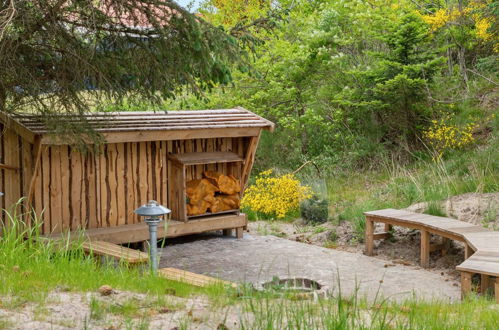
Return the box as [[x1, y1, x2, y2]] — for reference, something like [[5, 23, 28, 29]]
[[186, 171, 241, 216]]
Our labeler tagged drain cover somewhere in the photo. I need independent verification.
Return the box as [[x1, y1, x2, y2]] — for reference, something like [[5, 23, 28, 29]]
[[262, 277, 323, 292]]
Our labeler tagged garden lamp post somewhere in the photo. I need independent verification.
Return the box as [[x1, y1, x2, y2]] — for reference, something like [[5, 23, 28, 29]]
[[134, 200, 170, 274]]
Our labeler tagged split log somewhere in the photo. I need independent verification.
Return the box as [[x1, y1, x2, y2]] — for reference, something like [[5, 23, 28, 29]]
[[203, 171, 241, 195], [187, 200, 210, 216], [210, 194, 240, 213], [186, 179, 218, 215]]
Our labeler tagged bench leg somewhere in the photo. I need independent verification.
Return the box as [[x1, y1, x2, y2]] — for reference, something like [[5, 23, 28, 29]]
[[480, 274, 490, 295], [235, 227, 244, 239], [464, 244, 474, 259], [222, 229, 233, 237], [420, 230, 430, 268], [461, 271, 473, 300], [441, 237, 450, 256], [495, 277, 499, 304], [365, 218, 375, 256]]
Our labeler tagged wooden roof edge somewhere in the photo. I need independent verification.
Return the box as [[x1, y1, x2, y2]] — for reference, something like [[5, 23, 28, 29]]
[[0, 111, 37, 144], [235, 106, 275, 132], [14, 108, 255, 118]]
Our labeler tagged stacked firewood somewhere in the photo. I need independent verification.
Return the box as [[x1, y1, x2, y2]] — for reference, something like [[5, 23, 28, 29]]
[[186, 171, 241, 216]]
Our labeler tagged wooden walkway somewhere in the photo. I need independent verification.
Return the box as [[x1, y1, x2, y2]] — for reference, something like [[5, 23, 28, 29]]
[[82, 241, 148, 264], [364, 209, 499, 303], [158, 268, 237, 288]]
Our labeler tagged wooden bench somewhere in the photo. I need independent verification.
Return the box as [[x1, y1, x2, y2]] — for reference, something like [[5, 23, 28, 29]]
[[82, 241, 148, 264], [364, 209, 499, 302]]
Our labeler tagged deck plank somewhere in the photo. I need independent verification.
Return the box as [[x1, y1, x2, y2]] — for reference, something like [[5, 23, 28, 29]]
[[82, 241, 148, 264], [365, 208, 499, 286], [44, 213, 247, 244], [158, 267, 237, 288]]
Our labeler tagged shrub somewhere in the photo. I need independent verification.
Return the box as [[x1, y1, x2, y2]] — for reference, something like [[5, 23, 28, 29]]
[[241, 170, 312, 219], [423, 115, 477, 160], [300, 195, 329, 224]]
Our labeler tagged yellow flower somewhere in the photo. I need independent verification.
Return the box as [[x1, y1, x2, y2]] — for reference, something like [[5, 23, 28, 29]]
[[423, 115, 478, 161], [242, 171, 312, 219]]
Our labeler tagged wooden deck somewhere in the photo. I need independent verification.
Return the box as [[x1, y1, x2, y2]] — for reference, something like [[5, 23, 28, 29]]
[[364, 209, 499, 302], [45, 213, 247, 244], [158, 268, 237, 288], [82, 241, 148, 264]]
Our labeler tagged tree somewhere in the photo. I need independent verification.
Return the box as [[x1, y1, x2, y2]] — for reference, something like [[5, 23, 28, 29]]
[[0, 0, 246, 137]]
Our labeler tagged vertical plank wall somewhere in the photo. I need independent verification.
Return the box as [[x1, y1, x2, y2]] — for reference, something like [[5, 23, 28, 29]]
[[0, 126, 35, 223], [32, 137, 249, 234]]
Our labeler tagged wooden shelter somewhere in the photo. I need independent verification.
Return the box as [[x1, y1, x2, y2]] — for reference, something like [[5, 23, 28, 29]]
[[0, 108, 273, 243]]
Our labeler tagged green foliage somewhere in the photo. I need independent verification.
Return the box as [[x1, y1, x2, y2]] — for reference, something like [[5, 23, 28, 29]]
[[300, 195, 329, 224], [0, 208, 215, 301], [330, 135, 498, 240], [0, 0, 255, 144], [165, 0, 497, 173]]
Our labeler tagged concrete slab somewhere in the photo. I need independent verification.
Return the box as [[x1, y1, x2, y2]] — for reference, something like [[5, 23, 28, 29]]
[[158, 234, 461, 302]]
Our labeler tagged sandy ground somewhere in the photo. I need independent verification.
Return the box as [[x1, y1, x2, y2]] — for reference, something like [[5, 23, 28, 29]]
[[0, 290, 242, 330], [3, 193, 494, 328], [159, 233, 461, 302]]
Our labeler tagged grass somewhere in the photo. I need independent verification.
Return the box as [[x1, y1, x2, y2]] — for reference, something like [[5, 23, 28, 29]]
[[1, 211, 499, 329], [0, 210, 224, 305], [326, 137, 498, 241], [237, 293, 499, 329]]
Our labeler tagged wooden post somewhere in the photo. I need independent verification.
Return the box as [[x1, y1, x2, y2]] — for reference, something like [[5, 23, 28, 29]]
[[495, 277, 499, 304], [420, 230, 430, 268], [384, 223, 392, 233], [365, 217, 374, 256], [441, 237, 450, 256], [461, 271, 472, 300], [235, 227, 244, 239], [480, 274, 490, 295], [240, 133, 261, 193], [222, 229, 233, 236], [464, 244, 474, 259]]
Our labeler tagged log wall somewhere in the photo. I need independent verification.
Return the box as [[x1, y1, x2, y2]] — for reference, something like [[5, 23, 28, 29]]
[[29, 137, 249, 234], [0, 124, 35, 218]]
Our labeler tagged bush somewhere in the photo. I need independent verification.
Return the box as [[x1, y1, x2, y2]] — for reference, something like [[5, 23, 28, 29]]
[[242, 170, 312, 219], [300, 195, 329, 224]]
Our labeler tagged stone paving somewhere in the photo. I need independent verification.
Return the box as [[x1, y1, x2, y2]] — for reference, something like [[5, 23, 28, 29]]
[[159, 233, 461, 302]]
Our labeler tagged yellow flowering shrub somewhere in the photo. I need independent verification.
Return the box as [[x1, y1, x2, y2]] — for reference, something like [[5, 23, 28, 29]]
[[241, 170, 312, 219], [423, 116, 477, 160], [419, 1, 496, 50]]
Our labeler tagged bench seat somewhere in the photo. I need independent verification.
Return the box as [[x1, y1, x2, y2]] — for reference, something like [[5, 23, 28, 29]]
[[364, 208, 499, 303]]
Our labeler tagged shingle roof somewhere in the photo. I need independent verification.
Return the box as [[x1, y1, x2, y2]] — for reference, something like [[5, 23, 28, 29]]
[[10, 108, 274, 135]]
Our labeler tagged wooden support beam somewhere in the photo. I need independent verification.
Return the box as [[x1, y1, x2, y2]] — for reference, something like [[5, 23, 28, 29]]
[[235, 227, 243, 239], [481, 274, 490, 295], [45, 214, 248, 244], [384, 223, 392, 233], [495, 277, 499, 304], [441, 237, 450, 256], [25, 138, 43, 218], [461, 271, 472, 300], [241, 133, 261, 192], [0, 163, 20, 171], [222, 229, 233, 236], [42, 127, 261, 145], [365, 217, 375, 256], [420, 230, 430, 268], [465, 244, 474, 259], [373, 232, 390, 240], [430, 243, 445, 252]]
